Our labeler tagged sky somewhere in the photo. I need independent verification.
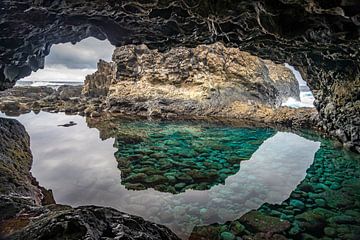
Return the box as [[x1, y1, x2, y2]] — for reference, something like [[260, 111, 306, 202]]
[[21, 37, 115, 82]]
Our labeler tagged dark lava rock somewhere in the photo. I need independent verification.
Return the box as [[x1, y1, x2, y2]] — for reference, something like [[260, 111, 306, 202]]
[[9, 206, 179, 240], [58, 121, 77, 127]]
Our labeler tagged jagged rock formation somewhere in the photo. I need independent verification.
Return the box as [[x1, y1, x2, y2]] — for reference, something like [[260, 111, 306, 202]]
[[83, 60, 116, 97], [84, 43, 300, 114], [0, 85, 84, 115], [0, 118, 179, 240], [0, 0, 358, 152]]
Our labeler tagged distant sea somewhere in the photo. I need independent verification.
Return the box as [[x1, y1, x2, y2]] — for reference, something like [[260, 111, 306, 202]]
[[16, 80, 83, 89], [282, 85, 315, 108]]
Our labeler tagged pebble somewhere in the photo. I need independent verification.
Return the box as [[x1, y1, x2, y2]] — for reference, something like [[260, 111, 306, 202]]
[[314, 198, 326, 207], [231, 221, 245, 235], [330, 182, 341, 190], [324, 227, 337, 237], [290, 199, 305, 210], [220, 231, 235, 240]]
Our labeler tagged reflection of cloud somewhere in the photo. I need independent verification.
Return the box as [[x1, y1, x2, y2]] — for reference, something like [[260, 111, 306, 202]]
[[21, 37, 115, 82], [0, 111, 321, 240]]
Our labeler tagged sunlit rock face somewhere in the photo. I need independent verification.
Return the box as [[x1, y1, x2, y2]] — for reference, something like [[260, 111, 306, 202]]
[[83, 43, 300, 113], [0, 0, 359, 151], [83, 60, 116, 97]]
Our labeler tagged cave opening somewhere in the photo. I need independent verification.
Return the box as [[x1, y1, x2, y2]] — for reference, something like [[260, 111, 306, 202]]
[[0, 1, 359, 239], [16, 37, 115, 88]]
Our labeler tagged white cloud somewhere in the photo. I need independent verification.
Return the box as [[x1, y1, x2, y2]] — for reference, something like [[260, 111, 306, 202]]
[[22, 65, 96, 82], [21, 37, 114, 83], [46, 37, 115, 69]]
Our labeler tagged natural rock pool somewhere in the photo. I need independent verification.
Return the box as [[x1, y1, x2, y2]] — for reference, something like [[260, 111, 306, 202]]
[[1, 111, 359, 239]]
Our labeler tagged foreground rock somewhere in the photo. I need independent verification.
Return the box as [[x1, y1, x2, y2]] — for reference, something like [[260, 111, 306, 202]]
[[0, 117, 180, 240]]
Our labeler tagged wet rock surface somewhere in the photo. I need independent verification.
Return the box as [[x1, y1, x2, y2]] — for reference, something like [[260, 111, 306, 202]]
[[0, 0, 359, 152], [0, 117, 180, 240]]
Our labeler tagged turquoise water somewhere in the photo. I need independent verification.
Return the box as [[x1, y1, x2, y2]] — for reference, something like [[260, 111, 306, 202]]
[[1, 111, 359, 239], [113, 121, 275, 193]]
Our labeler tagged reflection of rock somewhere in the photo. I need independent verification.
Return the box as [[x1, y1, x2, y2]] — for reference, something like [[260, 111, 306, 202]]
[[90, 117, 275, 193], [83, 60, 116, 97], [0, 118, 179, 240]]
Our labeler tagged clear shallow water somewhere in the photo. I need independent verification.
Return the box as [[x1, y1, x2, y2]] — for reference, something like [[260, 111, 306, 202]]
[[1, 111, 359, 239]]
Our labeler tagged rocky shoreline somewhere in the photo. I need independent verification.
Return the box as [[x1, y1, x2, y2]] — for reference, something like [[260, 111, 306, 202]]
[[0, 85, 318, 130]]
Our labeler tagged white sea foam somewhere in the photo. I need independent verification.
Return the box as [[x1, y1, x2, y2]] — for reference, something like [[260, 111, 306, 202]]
[[16, 80, 83, 90], [283, 63, 315, 108], [282, 91, 315, 108]]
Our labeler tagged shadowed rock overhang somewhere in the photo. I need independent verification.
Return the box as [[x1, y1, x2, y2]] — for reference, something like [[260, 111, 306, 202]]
[[0, 0, 359, 152]]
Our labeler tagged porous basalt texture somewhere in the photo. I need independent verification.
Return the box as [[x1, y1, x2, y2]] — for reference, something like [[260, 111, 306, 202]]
[[86, 43, 300, 111], [0, 0, 359, 151], [0, 118, 180, 240], [83, 60, 116, 97], [0, 118, 43, 206]]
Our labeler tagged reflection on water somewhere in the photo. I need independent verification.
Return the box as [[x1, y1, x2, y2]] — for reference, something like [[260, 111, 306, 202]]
[[1, 111, 323, 239], [113, 121, 276, 193]]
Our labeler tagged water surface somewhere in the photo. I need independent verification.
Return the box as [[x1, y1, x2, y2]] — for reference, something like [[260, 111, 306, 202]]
[[1, 111, 359, 239]]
